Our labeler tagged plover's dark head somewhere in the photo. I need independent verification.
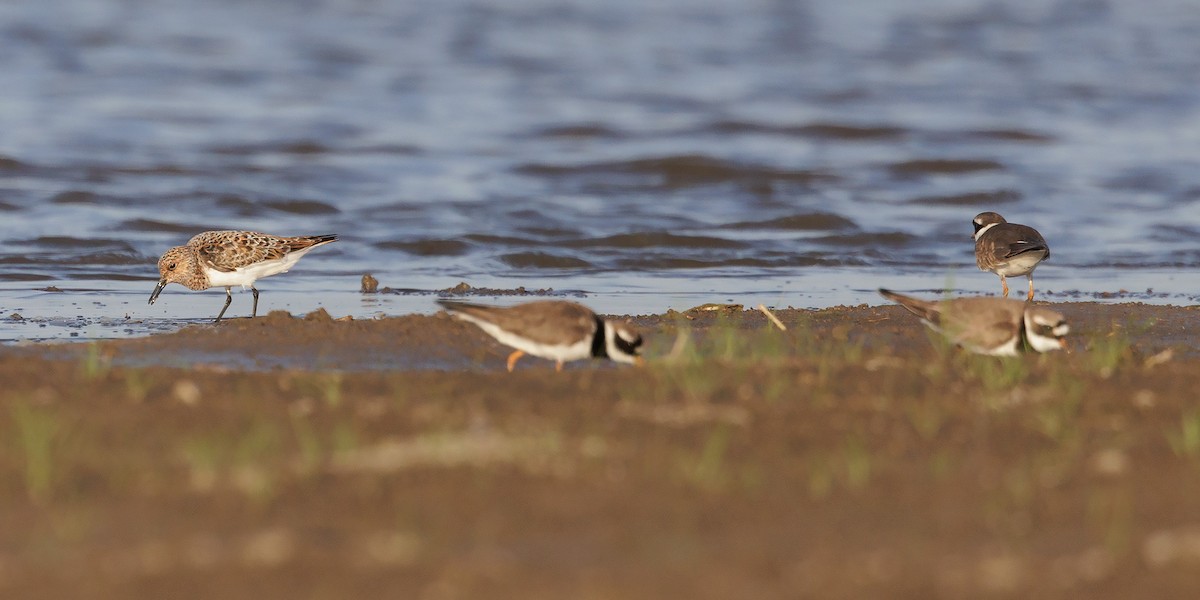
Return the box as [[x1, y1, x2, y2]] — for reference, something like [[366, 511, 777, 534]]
[[1022, 306, 1070, 353], [972, 211, 1008, 238], [604, 321, 644, 365]]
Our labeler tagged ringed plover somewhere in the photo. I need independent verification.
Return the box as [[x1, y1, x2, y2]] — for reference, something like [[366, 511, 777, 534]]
[[437, 299, 644, 371], [879, 288, 1069, 356], [973, 211, 1049, 301]]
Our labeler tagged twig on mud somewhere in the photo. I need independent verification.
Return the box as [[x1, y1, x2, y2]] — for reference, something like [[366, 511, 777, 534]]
[[1144, 348, 1174, 368], [758, 304, 787, 332], [661, 328, 692, 362]]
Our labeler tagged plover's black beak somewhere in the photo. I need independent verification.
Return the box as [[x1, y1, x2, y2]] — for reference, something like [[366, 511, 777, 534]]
[[148, 279, 167, 305]]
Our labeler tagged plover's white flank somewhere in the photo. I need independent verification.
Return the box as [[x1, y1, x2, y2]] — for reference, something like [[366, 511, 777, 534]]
[[436, 299, 644, 371], [149, 231, 338, 322], [879, 288, 1069, 356], [973, 211, 1050, 302]]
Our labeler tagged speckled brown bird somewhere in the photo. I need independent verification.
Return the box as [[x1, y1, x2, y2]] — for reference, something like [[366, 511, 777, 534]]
[[149, 231, 338, 322]]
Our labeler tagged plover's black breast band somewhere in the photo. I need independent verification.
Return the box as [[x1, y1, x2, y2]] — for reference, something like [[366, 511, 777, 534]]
[[590, 315, 608, 359]]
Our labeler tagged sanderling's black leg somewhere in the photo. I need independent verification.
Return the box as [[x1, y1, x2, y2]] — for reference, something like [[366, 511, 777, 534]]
[[215, 287, 233, 322]]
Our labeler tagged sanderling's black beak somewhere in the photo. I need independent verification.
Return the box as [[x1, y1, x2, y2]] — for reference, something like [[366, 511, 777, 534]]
[[149, 279, 167, 305]]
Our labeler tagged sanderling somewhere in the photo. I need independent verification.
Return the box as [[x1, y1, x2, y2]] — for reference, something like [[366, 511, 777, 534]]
[[149, 231, 338, 322], [436, 299, 644, 371]]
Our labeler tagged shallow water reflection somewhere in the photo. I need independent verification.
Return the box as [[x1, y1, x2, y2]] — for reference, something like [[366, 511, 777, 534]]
[[1, 0, 1198, 340]]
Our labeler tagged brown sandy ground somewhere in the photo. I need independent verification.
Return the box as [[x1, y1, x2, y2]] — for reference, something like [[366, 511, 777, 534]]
[[1, 302, 1200, 598]]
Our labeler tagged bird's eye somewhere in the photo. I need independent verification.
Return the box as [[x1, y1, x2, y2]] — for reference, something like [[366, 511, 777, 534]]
[[167, 263, 176, 271]]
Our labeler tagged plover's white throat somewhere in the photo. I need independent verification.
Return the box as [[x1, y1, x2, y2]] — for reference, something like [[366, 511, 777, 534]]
[[879, 288, 1069, 356], [436, 299, 644, 371], [149, 231, 338, 322], [973, 211, 1050, 302]]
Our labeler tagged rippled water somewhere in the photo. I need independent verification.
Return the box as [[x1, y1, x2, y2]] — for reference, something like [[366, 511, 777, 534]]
[[2, 0, 1200, 341]]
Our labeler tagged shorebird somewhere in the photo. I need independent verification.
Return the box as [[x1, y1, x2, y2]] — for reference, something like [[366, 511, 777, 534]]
[[879, 289, 1069, 356], [973, 211, 1050, 301], [149, 231, 338, 321], [436, 299, 644, 371]]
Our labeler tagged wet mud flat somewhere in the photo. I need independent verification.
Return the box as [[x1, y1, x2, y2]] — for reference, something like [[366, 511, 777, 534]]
[[2, 302, 1200, 598]]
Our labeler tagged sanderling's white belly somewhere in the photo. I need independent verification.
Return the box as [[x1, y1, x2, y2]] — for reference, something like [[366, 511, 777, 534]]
[[204, 255, 302, 289]]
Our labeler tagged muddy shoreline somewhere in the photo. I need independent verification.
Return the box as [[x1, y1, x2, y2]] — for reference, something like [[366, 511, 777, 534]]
[[13, 300, 1200, 371], [2, 301, 1199, 598]]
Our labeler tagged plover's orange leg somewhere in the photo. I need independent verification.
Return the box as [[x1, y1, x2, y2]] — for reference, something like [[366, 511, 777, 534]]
[[506, 350, 525, 372], [1026, 275, 1035, 303], [1000, 276, 1009, 298], [555, 361, 564, 373]]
